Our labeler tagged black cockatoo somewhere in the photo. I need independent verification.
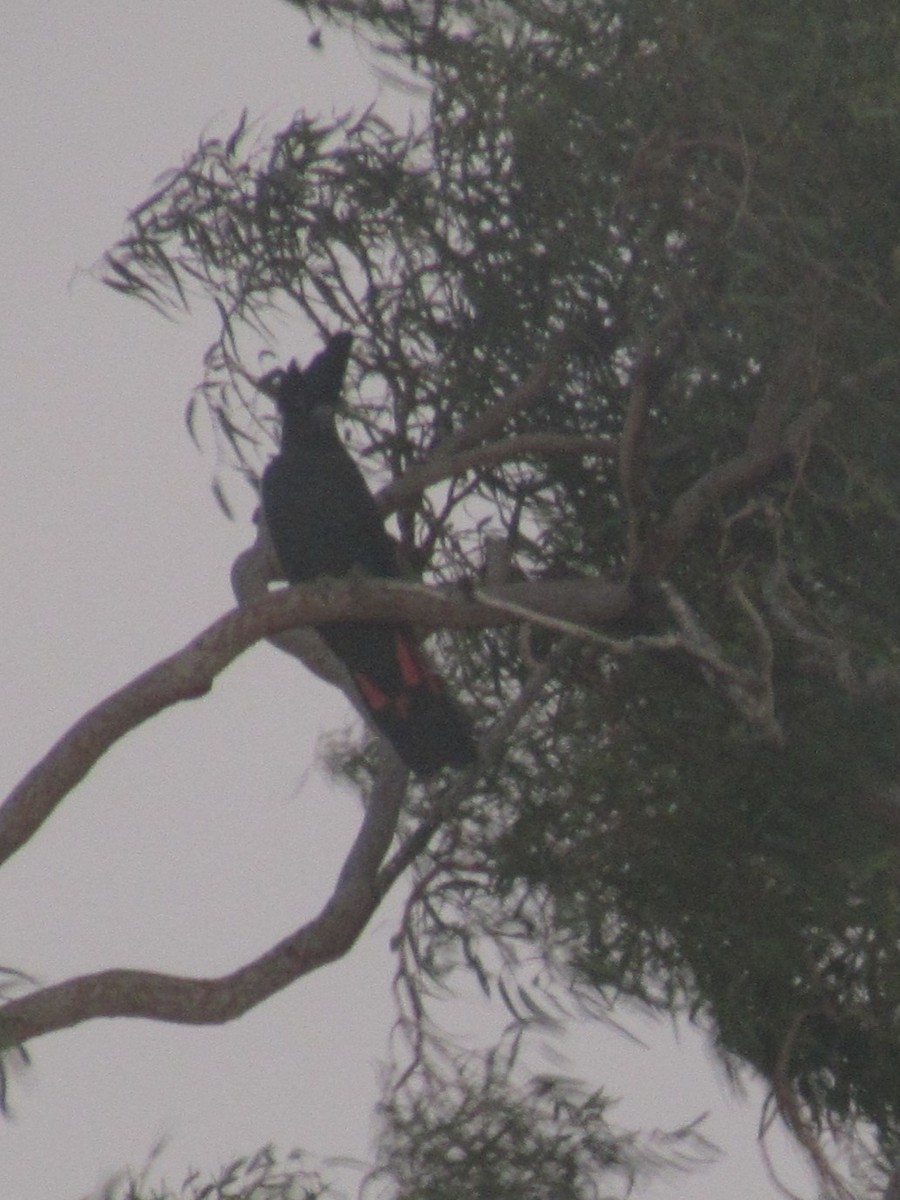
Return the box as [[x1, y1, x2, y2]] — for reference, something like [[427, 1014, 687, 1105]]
[[261, 332, 477, 777]]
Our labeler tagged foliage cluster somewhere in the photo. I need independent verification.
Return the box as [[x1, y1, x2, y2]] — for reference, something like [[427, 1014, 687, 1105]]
[[104, 0, 900, 1192]]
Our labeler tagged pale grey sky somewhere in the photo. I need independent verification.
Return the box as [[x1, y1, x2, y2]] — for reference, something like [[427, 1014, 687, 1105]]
[[1, 4, 811, 1197]]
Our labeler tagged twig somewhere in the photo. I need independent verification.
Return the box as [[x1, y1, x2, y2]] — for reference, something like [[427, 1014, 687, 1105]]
[[769, 1010, 858, 1200], [429, 332, 573, 458], [660, 582, 783, 742]]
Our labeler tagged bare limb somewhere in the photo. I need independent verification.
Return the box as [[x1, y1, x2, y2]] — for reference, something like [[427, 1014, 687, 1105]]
[[0, 582, 578, 1056], [0, 730, 414, 1053], [336, 749, 409, 888], [231, 515, 357, 689], [0, 574, 630, 873], [660, 582, 783, 742], [0, 832, 391, 1050], [473, 579, 782, 743], [472, 588, 633, 648], [3, 541, 425, 1058], [379, 432, 615, 513]]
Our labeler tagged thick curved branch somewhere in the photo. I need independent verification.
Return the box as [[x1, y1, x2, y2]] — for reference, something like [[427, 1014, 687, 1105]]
[[0, 851, 388, 1050], [0, 616, 566, 1054], [1, 733, 414, 1050], [0, 583, 589, 1054], [619, 357, 651, 571], [0, 574, 630, 872], [231, 517, 354, 689]]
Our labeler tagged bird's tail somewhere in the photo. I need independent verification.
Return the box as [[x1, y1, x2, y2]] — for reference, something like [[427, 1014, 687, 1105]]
[[322, 624, 477, 777]]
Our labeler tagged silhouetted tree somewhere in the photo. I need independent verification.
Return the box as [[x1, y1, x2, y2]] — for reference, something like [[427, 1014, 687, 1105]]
[[7, 2, 900, 1197]]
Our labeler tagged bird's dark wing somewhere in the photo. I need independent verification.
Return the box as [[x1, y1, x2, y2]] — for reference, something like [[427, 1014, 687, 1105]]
[[260, 333, 477, 776], [262, 442, 399, 581]]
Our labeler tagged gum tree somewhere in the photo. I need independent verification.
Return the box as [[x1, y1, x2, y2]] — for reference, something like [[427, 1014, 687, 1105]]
[[5, 2, 900, 1196]]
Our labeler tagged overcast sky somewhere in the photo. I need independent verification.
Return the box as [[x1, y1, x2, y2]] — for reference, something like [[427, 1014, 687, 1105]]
[[1, 4, 813, 1198]]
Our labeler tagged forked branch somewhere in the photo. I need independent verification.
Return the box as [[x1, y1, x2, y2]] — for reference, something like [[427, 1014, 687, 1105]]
[[0, 604, 561, 1053]]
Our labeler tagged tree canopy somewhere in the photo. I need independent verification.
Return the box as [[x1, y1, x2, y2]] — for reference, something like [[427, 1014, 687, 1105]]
[[10, 1, 900, 1197]]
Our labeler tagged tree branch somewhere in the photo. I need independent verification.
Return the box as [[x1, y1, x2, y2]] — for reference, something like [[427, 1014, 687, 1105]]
[[0, 845, 388, 1049], [0, 575, 630, 872], [379, 432, 616, 513], [426, 332, 572, 457], [231, 517, 354, 689], [0, 639, 566, 1054], [619, 356, 652, 572], [0, 751, 414, 1049], [0, 585, 588, 1055], [637, 400, 828, 576]]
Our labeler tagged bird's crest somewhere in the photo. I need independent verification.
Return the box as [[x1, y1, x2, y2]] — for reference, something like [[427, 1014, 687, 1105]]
[[273, 332, 353, 418]]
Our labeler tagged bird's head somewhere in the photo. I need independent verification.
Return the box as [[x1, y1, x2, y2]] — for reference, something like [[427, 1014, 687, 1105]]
[[267, 332, 353, 438]]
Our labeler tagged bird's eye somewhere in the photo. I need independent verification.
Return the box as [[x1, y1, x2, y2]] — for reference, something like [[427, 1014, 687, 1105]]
[[258, 367, 286, 398]]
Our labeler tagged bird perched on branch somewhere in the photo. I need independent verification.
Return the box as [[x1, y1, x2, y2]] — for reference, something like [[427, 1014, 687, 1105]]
[[261, 332, 477, 777]]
